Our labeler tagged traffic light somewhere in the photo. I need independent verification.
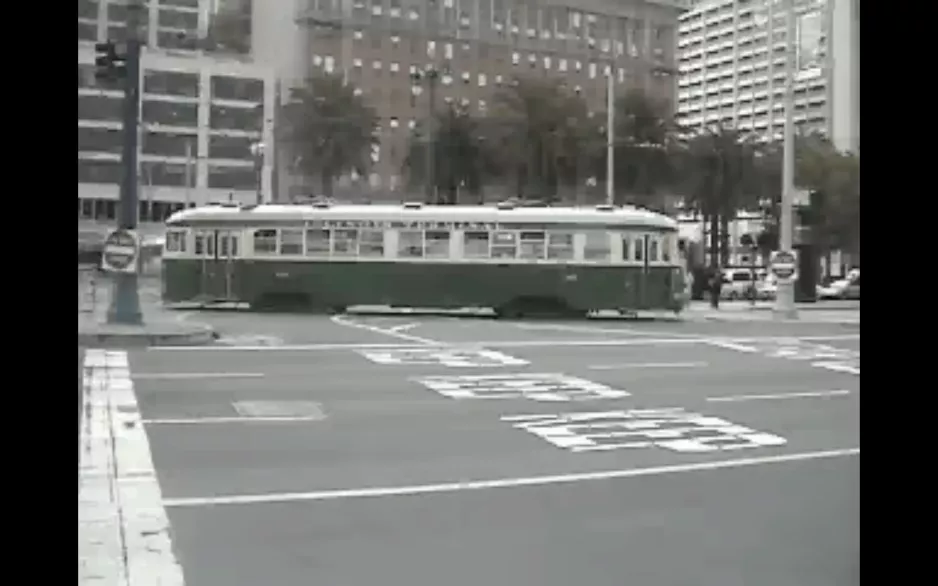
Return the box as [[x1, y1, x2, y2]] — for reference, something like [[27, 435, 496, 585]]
[[94, 40, 126, 83]]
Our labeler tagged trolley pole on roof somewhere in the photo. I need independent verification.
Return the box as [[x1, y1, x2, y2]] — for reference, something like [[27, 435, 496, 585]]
[[106, 0, 144, 325]]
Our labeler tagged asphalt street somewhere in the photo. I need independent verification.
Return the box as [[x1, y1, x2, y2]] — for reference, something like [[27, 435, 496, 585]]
[[114, 313, 859, 586]]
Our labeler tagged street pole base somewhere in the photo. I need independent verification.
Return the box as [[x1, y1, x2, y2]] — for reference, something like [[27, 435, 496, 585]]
[[772, 280, 799, 320], [105, 272, 145, 326]]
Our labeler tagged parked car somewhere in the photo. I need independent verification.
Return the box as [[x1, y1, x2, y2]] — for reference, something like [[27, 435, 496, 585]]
[[720, 268, 763, 300], [818, 270, 860, 300]]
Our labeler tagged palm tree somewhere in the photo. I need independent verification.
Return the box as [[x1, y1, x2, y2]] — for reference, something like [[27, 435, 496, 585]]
[[278, 73, 379, 198], [402, 105, 495, 204], [678, 125, 763, 269], [489, 77, 593, 201]]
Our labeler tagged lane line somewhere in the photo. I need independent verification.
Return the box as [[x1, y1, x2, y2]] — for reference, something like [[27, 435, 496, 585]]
[[706, 390, 852, 403], [163, 448, 859, 508], [706, 340, 759, 353], [588, 361, 708, 370], [388, 322, 421, 333], [79, 350, 184, 585], [134, 372, 265, 380], [813, 362, 861, 375], [150, 334, 859, 352], [515, 323, 704, 339], [330, 314, 440, 345], [144, 416, 321, 425]]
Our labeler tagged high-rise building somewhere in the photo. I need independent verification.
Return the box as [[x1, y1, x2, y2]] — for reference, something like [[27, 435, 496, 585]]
[[78, 0, 275, 233], [254, 0, 688, 198], [675, 0, 859, 151]]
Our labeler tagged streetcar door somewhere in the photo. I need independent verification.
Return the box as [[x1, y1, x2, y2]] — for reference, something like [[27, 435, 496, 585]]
[[198, 230, 238, 300], [639, 234, 652, 309]]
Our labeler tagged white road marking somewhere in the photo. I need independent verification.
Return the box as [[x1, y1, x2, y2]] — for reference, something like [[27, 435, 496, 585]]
[[813, 362, 861, 375], [706, 339, 760, 353], [416, 373, 629, 402], [79, 349, 184, 585], [163, 448, 859, 508], [358, 348, 529, 367], [515, 323, 703, 339], [150, 334, 860, 352], [134, 372, 265, 380], [388, 322, 421, 333], [330, 314, 441, 345], [706, 390, 852, 403], [588, 361, 708, 370], [144, 416, 323, 425]]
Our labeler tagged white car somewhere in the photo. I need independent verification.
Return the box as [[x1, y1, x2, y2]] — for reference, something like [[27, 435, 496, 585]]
[[818, 270, 860, 300]]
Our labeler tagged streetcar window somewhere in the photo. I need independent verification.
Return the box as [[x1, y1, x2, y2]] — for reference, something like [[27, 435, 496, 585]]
[[547, 232, 574, 260], [305, 229, 330, 255], [661, 236, 671, 262], [194, 235, 205, 255], [332, 229, 358, 256], [165, 231, 185, 252], [398, 230, 423, 258], [583, 231, 610, 261], [464, 231, 489, 258], [254, 229, 277, 254], [425, 230, 450, 258], [519, 231, 546, 259], [620, 235, 630, 261], [206, 235, 215, 256], [279, 229, 304, 255], [633, 237, 644, 261], [229, 236, 238, 256], [491, 231, 517, 259], [358, 230, 384, 257], [219, 235, 229, 257], [649, 238, 659, 262]]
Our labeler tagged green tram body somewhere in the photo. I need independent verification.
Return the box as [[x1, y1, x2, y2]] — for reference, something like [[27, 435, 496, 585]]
[[162, 202, 688, 316]]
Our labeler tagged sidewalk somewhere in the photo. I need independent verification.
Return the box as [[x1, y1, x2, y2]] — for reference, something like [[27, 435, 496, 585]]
[[682, 301, 860, 324], [78, 276, 216, 347]]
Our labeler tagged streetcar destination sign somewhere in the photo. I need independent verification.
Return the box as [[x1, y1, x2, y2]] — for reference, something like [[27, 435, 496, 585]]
[[101, 229, 139, 274]]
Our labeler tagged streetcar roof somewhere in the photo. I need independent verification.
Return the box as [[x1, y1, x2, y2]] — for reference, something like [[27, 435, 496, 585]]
[[166, 203, 678, 230]]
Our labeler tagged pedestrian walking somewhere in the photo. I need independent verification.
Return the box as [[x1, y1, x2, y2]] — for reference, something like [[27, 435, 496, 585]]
[[709, 269, 722, 309]]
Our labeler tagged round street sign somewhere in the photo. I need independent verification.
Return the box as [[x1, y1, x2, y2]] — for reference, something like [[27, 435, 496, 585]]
[[102, 229, 139, 273], [770, 250, 797, 280]]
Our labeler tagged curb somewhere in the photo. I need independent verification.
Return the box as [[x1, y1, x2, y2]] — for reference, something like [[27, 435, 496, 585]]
[[78, 322, 218, 348]]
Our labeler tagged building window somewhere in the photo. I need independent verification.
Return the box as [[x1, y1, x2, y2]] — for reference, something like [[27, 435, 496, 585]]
[[209, 105, 262, 132], [144, 70, 200, 98], [78, 159, 122, 184], [78, 127, 123, 155], [210, 76, 264, 102], [79, 95, 123, 123], [142, 100, 199, 127], [207, 165, 257, 190], [140, 161, 195, 187], [142, 131, 197, 157], [208, 134, 256, 160]]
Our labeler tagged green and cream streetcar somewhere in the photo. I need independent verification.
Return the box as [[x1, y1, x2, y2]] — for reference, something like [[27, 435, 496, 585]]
[[162, 201, 688, 317]]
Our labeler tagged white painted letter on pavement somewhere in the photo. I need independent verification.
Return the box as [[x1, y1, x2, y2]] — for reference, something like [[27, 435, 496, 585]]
[[358, 348, 529, 367], [502, 408, 787, 453], [415, 373, 630, 402]]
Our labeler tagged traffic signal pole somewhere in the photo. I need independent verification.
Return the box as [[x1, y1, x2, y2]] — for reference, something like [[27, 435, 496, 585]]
[[106, 8, 144, 325]]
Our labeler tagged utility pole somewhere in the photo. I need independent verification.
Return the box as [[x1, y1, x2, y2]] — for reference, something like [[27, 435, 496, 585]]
[[605, 69, 615, 206], [774, 0, 798, 319], [424, 69, 438, 203], [104, 0, 144, 325]]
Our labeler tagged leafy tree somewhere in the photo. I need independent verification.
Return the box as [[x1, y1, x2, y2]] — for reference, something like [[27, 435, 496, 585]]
[[677, 125, 762, 268], [402, 105, 495, 204], [489, 77, 595, 201], [278, 73, 379, 198], [594, 89, 685, 208]]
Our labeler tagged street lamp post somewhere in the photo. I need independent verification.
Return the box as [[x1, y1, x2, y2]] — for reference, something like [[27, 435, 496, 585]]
[[774, 0, 799, 319], [250, 141, 265, 205]]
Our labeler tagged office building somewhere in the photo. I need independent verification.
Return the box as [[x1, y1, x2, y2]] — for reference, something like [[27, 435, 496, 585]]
[[78, 0, 275, 232], [676, 0, 858, 151], [254, 0, 688, 197]]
